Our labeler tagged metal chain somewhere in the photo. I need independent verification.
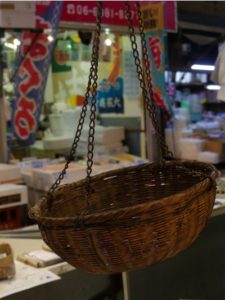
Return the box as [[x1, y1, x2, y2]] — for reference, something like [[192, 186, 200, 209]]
[[47, 1, 103, 201], [136, 1, 173, 160], [125, 1, 173, 160], [86, 2, 102, 190]]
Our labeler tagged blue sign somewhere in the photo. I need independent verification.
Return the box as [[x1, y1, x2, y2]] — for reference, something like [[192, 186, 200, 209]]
[[97, 77, 124, 113]]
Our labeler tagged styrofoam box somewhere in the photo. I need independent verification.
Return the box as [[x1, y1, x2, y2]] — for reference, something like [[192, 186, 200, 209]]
[[32, 163, 91, 191], [0, 164, 21, 183], [43, 137, 74, 150], [197, 151, 221, 164], [179, 138, 205, 154], [21, 168, 34, 188], [0, 184, 28, 209], [80, 126, 125, 144], [18, 158, 50, 169], [179, 151, 198, 161], [76, 142, 125, 156], [93, 154, 148, 174]]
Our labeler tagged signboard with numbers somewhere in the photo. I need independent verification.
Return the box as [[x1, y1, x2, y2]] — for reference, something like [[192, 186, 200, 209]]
[[35, 1, 177, 32], [60, 1, 138, 27]]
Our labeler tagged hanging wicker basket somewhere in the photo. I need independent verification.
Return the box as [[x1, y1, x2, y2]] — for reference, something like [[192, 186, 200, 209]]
[[30, 2, 218, 274], [31, 161, 217, 274]]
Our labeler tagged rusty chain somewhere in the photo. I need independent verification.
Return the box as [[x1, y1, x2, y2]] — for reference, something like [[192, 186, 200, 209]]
[[46, 0, 175, 204], [125, 1, 173, 160], [86, 2, 102, 191], [47, 1, 103, 203]]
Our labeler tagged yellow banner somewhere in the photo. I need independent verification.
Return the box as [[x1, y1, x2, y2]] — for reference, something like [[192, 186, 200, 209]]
[[140, 2, 164, 31]]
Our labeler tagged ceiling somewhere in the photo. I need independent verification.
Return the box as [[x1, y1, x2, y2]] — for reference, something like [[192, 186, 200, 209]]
[[177, 1, 225, 33], [167, 1, 225, 70]]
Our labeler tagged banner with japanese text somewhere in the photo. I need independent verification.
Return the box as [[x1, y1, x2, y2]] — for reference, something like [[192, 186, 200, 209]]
[[97, 36, 124, 113], [12, 1, 62, 144], [140, 1, 177, 32], [145, 30, 171, 113]]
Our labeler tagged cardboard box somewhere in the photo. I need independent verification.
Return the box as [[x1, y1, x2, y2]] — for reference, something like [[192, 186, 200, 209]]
[[204, 139, 225, 161]]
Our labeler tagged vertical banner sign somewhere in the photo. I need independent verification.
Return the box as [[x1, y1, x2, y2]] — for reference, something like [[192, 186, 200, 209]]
[[12, 1, 62, 145], [141, 2, 172, 113], [97, 36, 124, 113], [145, 30, 171, 112], [140, 2, 164, 32]]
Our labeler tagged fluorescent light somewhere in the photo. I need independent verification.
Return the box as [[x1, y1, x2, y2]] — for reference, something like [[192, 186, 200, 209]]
[[206, 84, 221, 90], [191, 64, 215, 71], [104, 38, 112, 46]]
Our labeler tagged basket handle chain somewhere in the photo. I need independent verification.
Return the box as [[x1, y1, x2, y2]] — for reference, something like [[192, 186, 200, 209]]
[[85, 2, 103, 194], [125, 1, 174, 161], [46, 1, 103, 206]]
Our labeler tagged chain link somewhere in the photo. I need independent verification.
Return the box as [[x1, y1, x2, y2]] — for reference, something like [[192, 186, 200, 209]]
[[47, 1, 103, 202], [86, 2, 102, 190], [125, 1, 173, 160], [47, 0, 174, 204], [136, 1, 173, 160]]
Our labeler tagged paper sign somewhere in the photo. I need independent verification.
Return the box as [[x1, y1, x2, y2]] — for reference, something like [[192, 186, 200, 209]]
[[141, 2, 164, 31]]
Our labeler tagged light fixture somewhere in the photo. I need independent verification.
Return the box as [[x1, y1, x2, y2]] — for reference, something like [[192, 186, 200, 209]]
[[47, 35, 54, 42], [206, 84, 221, 90], [104, 38, 112, 46], [104, 27, 112, 47], [105, 28, 110, 35], [13, 38, 21, 47], [191, 64, 215, 71]]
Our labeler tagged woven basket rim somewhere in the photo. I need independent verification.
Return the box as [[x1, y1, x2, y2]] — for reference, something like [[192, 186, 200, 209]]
[[30, 160, 217, 227]]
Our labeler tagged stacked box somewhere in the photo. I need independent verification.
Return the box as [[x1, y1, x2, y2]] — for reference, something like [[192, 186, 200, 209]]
[[32, 163, 88, 192], [0, 164, 21, 183]]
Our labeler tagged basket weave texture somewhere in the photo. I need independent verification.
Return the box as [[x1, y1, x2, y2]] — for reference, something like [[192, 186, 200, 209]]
[[31, 160, 217, 274]]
